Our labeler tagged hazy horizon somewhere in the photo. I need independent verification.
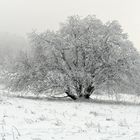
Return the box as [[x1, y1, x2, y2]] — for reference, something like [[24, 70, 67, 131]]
[[0, 0, 140, 51]]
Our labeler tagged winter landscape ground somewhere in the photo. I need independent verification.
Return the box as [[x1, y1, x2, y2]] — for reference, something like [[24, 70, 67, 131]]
[[0, 86, 140, 140]]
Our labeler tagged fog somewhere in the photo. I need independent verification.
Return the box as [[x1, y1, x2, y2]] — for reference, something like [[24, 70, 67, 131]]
[[0, 0, 140, 51]]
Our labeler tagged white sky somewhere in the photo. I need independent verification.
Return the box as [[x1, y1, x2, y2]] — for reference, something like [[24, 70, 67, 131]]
[[0, 0, 140, 51]]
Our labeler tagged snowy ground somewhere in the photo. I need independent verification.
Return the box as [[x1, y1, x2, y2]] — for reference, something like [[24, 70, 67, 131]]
[[0, 89, 140, 140]]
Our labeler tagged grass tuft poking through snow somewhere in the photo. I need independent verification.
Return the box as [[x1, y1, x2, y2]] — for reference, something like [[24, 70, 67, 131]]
[[0, 90, 140, 140]]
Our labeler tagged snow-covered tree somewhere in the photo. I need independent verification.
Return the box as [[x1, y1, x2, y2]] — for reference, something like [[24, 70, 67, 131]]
[[26, 15, 140, 99]]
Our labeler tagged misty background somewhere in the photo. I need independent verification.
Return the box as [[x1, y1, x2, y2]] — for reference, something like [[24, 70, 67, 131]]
[[0, 0, 140, 51]]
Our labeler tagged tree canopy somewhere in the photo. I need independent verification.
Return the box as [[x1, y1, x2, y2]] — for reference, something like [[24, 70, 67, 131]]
[[6, 15, 140, 100]]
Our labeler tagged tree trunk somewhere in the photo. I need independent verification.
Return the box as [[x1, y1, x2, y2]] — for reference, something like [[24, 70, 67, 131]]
[[65, 85, 95, 100], [65, 86, 77, 100], [84, 85, 95, 99]]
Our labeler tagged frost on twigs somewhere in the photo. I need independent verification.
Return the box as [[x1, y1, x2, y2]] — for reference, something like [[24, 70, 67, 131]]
[[2, 15, 140, 100]]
